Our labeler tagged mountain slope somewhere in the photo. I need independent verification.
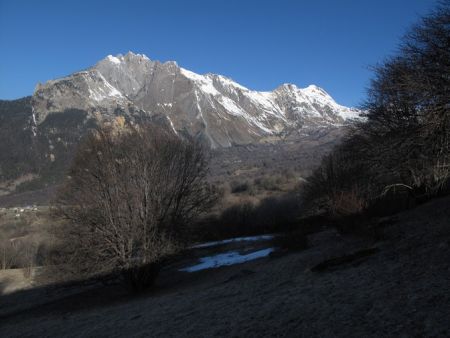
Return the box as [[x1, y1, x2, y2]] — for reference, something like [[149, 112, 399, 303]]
[[0, 52, 360, 193], [33, 52, 360, 147]]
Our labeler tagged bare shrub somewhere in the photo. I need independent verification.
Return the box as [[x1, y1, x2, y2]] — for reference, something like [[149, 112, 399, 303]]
[[0, 238, 18, 270], [305, 3, 450, 217], [0, 237, 38, 277], [368, 184, 417, 217], [253, 194, 300, 230], [21, 239, 38, 279], [219, 201, 256, 235], [50, 124, 215, 291], [254, 175, 282, 191], [230, 180, 255, 194], [195, 193, 301, 240], [330, 187, 367, 218]]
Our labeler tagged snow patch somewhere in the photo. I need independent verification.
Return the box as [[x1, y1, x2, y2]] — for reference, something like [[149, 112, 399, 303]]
[[31, 106, 37, 136], [180, 248, 274, 272], [167, 116, 178, 135], [300, 85, 360, 120], [219, 96, 246, 117], [177, 65, 359, 134], [87, 72, 125, 102], [180, 68, 220, 96], [215, 75, 248, 91]]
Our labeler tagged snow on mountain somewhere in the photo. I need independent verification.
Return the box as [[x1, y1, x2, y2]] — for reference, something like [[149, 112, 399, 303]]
[[31, 52, 361, 147], [180, 68, 222, 96]]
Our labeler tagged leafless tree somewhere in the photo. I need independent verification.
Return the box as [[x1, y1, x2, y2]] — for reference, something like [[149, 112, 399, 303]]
[[0, 236, 38, 276], [305, 2, 449, 213], [361, 1, 450, 193], [0, 239, 17, 270], [51, 124, 215, 291]]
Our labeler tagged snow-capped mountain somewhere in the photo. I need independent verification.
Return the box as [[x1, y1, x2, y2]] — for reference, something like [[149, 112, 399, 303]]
[[32, 52, 360, 147]]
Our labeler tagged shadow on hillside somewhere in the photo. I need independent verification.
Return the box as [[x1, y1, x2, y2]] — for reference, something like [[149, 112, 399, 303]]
[[0, 275, 130, 322], [0, 248, 243, 323], [0, 278, 10, 295]]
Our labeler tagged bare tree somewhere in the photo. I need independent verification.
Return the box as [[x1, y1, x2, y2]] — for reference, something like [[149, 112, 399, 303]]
[[0, 239, 17, 270], [51, 124, 215, 291], [361, 1, 450, 193], [306, 2, 449, 214]]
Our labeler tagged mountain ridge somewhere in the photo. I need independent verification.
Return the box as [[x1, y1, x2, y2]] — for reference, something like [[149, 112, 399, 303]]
[[0, 51, 360, 194], [32, 51, 360, 147]]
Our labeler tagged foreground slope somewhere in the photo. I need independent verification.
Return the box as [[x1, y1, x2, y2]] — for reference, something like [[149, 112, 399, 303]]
[[1, 195, 449, 337]]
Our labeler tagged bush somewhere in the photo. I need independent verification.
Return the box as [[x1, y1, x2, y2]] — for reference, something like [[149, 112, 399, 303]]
[[367, 184, 417, 217], [220, 202, 255, 228], [0, 237, 38, 273], [330, 187, 367, 218], [195, 193, 301, 240], [304, 3, 450, 218], [230, 180, 256, 194], [50, 124, 215, 291], [254, 176, 281, 191]]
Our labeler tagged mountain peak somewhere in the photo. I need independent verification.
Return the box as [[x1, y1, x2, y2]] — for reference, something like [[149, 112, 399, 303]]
[[103, 52, 152, 66], [278, 83, 299, 91], [31, 53, 360, 147], [302, 84, 330, 97], [106, 54, 123, 64], [124, 51, 151, 61]]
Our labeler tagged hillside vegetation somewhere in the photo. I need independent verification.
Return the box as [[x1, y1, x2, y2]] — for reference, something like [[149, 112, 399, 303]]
[[305, 3, 449, 222]]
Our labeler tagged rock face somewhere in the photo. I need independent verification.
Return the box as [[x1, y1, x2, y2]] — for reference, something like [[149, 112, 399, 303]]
[[32, 52, 360, 148]]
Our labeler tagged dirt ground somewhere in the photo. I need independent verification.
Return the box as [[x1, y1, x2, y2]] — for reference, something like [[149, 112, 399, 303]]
[[0, 196, 449, 337]]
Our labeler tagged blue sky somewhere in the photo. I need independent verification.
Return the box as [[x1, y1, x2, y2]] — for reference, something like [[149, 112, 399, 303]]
[[0, 0, 437, 107]]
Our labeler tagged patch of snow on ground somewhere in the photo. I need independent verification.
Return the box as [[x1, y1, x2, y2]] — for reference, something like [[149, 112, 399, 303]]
[[191, 235, 274, 249], [180, 248, 274, 272]]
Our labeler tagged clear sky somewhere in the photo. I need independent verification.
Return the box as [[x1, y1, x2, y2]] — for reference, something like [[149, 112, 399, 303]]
[[0, 0, 437, 107]]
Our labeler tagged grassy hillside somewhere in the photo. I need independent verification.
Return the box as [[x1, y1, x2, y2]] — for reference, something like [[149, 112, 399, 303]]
[[1, 195, 448, 337]]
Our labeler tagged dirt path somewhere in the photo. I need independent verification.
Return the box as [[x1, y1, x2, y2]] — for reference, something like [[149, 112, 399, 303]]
[[1, 196, 449, 337]]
